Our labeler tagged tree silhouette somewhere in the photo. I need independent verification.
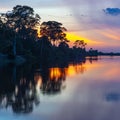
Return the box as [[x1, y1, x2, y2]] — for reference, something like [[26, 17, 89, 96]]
[[72, 40, 87, 60], [0, 18, 14, 55], [74, 40, 87, 49], [40, 21, 67, 46], [0, 5, 90, 63], [3, 5, 40, 31], [0, 5, 41, 58]]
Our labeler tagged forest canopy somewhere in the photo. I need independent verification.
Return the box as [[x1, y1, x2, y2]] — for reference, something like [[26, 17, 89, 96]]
[[0, 5, 98, 65]]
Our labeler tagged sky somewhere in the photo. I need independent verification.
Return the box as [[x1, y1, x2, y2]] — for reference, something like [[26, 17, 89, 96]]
[[0, 0, 120, 52]]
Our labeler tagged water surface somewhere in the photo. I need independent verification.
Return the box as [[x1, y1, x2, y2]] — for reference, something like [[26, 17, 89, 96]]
[[0, 56, 120, 120]]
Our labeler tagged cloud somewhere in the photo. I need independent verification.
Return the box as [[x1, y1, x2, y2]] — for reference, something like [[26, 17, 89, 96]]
[[103, 8, 120, 16]]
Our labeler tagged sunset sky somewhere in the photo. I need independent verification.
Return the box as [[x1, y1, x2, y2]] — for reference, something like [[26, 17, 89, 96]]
[[1, 0, 120, 52]]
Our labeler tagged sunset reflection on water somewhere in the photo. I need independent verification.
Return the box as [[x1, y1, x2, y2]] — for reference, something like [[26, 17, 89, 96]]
[[0, 56, 120, 120]]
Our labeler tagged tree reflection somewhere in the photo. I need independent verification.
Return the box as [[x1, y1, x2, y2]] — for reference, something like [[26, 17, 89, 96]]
[[0, 60, 87, 113], [12, 81, 35, 113], [38, 62, 86, 95], [0, 64, 40, 114], [40, 67, 66, 95], [86, 56, 98, 64]]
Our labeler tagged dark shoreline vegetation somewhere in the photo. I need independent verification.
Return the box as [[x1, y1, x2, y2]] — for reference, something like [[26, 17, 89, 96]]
[[0, 5, 120, 66], [0, 5, 86, 65]]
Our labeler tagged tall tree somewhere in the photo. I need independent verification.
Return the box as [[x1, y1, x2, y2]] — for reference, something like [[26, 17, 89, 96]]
[[74, 40, 87, 49], [0, 17, 14, 54], [0, 5, 41, 57], [2, 5, 40, 32], [40, 21, 67, 46]]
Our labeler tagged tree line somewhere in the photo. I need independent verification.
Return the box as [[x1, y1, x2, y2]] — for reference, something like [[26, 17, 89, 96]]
[[0, 5, 98, 65]]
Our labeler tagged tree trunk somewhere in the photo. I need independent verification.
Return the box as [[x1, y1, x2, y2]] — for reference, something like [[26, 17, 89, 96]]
[[13, 34, 16, 58]]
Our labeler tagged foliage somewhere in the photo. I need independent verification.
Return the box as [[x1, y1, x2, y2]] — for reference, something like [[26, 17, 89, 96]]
[[0, 5, 89, 64], [0, 5, 40, 58], [40, 21, 68, 46]]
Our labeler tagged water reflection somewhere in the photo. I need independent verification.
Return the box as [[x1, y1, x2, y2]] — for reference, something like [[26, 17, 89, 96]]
[[1, 56, 120, 120], [0, 59, 87, 114], [0, 64, 40, 113], [0, 65, 39, 113], [40, 67, 66, 95], [86, 56, 98, 64]]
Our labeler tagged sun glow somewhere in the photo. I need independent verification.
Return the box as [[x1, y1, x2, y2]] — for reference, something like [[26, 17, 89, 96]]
[[66, 32, 101, 46]]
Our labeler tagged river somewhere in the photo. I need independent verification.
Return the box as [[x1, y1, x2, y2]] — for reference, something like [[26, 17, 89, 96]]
[[0, 56, 120, 120]]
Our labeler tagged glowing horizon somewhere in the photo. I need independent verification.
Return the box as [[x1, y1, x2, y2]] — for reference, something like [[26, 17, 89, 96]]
[[66, 32, 104, 47]]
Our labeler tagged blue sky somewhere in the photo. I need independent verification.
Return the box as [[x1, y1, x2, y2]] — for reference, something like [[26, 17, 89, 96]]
[[1, 0, 120, 52]]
